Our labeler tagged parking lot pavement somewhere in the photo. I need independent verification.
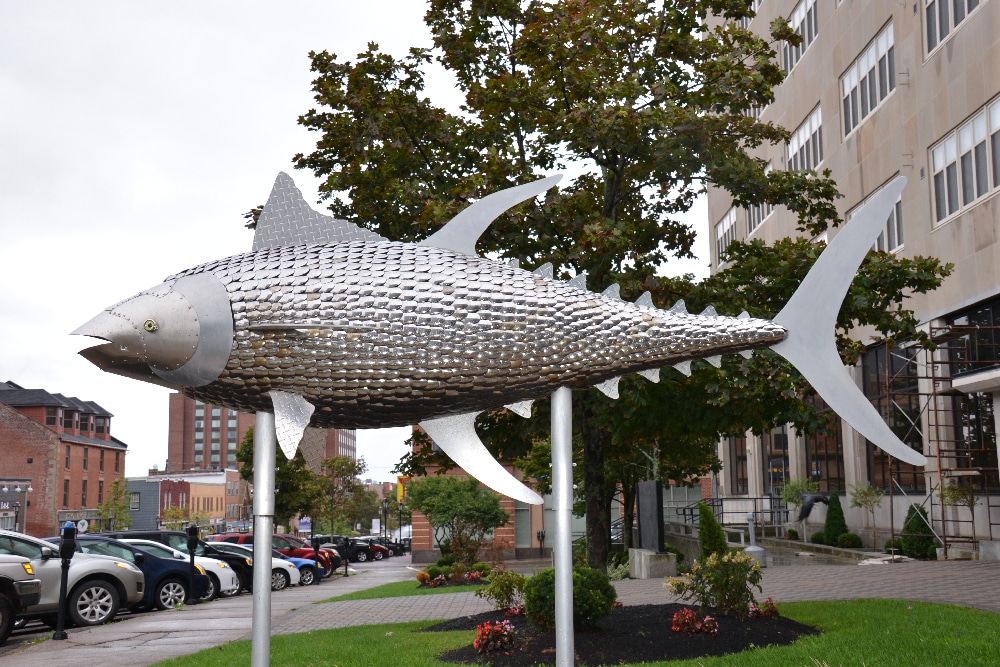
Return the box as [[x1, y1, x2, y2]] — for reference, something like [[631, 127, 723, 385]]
[[3, 554, 998, 666]]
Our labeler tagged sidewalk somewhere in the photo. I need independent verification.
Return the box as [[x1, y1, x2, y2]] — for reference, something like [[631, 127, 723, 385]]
[[3, 556, 999, 666]]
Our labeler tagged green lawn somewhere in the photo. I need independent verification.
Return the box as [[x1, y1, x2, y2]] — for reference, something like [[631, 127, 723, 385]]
[[151, 599, 1000, 667], [322, 579, 481, 602]]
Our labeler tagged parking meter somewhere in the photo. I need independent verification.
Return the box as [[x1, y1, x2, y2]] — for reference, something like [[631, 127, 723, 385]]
[[186, 524, 201, 604], [310, 536, 322, 584], [53, 521, 77, 640]]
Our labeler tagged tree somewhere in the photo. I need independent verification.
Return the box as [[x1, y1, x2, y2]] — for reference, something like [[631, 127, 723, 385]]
[[406, 475, 509, 564], [293, 0, 951, 570], [900, 504, 935, 559], [697, 502, 729, 560], [161, 505, 188, 531], [236, 426, 325, 529], [315, 455, 368, 534], [97, 477, 133, 532], [849, 483, 884, 549], [823, 493, 848, 547]]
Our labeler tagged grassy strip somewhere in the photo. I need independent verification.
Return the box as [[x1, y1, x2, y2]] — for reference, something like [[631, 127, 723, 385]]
[[322, 579, 482, 602], [151, 599, 1000, 667]]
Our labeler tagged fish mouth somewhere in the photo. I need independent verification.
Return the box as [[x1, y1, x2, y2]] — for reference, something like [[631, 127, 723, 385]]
[[76, 337, 179, 389], [73, 311, 178, 388]]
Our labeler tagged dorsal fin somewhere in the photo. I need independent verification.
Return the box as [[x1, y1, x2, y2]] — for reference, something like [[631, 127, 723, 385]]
[[674, 360, 692, 376], [700, 306, 718, 317], [533, 263, 554, 279], [507, 258, 520, 269], [253, 173, 386, 251], [602, 284, 621, 300], [670, 300, 688, 314], [419, 175, 562, 256], [705, 355, 722, 368], [566, 271, 588, 289], [638, 368, 660, 383], [636, 292, 655, 308], [596, 376, 620, 399]]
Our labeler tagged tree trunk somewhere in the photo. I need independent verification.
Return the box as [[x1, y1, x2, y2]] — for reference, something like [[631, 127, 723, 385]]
[[582, 407, 612, 570], [621, 479, 637, 552]]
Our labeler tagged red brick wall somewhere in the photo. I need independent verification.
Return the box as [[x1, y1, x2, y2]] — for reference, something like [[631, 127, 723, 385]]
[[0, 403, 59, 536]]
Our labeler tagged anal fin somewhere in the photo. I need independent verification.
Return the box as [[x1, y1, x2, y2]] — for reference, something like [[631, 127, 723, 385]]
[[505, 400, 534, 418], [420, 413, 543, 505], [596, 377, 620, 399], [270, 391, 315, 459]]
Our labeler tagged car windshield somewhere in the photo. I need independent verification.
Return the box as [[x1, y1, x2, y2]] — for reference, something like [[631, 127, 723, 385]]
[[0, 535, 44, 559], [132, 542, 179, 559], [81, 540, 135, 562]]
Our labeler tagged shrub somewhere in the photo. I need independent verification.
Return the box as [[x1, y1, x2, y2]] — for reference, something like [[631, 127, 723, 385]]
[[607, 556, 631, 581], [823, 494, 849, 547], [809, 531, 827, 545], [429, 574, 448, 588], [749, 596, 780, 617], [607, 551, 629, 568], [927, 544, 939, 560], [449, 563, 468, 583], [524, 566, 617, 631], [671, 607, 718, 635], [665, 550, 763, 619], [473, 619, 516, 654], [900, 504, 935, 559], [662, 544, 685, 563], [838, 533, 863, 548], [425, 565, 450, 580], [471, 561, 491, 578], [698, 502, 729, 560], [415, 570, 430, 585], [465, 570, 482, 584], [885, 538, 902, 554], [474, 567, 527, 610], [436, 554, 457, 567], [785, 528, 800, 541]]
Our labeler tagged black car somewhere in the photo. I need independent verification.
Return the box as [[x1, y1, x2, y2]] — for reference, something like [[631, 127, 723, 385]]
[[48, 535, 209, 611], [98, 530, 254, 594], [315, 535, 374, 563], [356, 536, 405, 556]]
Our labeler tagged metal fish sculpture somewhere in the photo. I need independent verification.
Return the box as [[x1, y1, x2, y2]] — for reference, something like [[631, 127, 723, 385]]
[[73, 173, 924, 504]]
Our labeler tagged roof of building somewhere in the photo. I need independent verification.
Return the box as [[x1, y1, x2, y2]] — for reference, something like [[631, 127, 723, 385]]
[[60, 432, 129, 450], [0, 380, 113, 416]]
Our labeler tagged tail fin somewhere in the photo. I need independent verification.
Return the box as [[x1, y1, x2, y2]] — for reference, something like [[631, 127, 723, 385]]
[[771, 176, 927, 467]]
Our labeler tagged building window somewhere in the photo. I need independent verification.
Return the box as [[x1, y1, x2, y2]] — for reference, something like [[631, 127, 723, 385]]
[[783, 0, 818, 72], [65, 445, 71, 470], [944, 294, 1000, 376], [46, 407, 58, 426], [746, 166, 774, 234], [98, 480, 104, 505], [130, 491, 140, 511], [926, 0, 983, 52], [715, 208, 737, 264], [862, 344, 925, 491], [82, 480, 88, 507], [83, 447, 89, 471], [63, 479, 69, 508], [849, 178, 905, 253], [99, 449, 105, 473], [80, 414, 91, 433], [115, 451, 120, 473], [788, 106, 823, 172], [842, 23, 895, 136], [762, 425, 789, 496], [63, 410, 76, 429], [932, 99, 1000, 223], [95, 416, 106, 434], [726, 435, 748, 495]]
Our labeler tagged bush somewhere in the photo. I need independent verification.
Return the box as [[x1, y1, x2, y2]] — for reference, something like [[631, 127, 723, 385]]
[[473, 619, 516, 654], [607, 558, 631, 581], [436, 554, 457, 567], [927, 544, 939, 560], [838, 533, 863, 548], [809, 531, 827, 545], [450, 563, 468, 583], [666, 550, 763, 619], [698, 502, 729, 560], [900, 504, 935, 559], [424, 565, 446, 580], [671, 607, 718, 635], [524, 566, 617, 631], [785, 528, 800, 541], [662, 544, 685, 563], [471, 562, 491, 578], [607, 551, 630, 568], [415, 571, 430, 585], [474, 567, 527, 610], [823, 494, 849, 547], [885, 538, 902, 554]]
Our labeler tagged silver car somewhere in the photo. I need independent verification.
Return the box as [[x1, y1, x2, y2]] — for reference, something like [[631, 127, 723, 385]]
[[0, 529, 144, 627], [0, 554, 43, 644]]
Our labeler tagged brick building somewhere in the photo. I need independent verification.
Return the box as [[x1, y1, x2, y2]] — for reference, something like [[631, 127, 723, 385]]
[[165, 393, 356, 474], [130, 469, 248, 534], [0, 381, 128, 536]]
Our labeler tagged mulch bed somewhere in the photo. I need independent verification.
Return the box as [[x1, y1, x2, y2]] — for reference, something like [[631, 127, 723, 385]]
[[427, 603, 819, 666]]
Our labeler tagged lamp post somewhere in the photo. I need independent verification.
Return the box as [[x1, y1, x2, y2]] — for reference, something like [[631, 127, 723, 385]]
[[381, 499, 389, 539], [2, 482, 31, 533]]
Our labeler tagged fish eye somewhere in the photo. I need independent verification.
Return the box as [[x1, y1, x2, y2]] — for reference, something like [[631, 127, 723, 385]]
[[143, 319, 159, 333]]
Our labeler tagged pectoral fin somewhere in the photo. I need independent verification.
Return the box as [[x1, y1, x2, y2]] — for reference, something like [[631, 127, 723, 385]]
[[270, 390, 316, 459], [419, 412, 544, 505]]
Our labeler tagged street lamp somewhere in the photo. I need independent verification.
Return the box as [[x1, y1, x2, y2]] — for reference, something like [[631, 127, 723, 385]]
[[381, 498, 389, 539]]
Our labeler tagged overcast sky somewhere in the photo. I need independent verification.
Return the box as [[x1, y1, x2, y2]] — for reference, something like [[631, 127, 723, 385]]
[[0, 1, 707, 482]]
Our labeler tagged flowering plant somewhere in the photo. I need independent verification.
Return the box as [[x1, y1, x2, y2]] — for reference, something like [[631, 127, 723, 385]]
[[429, 574, 448, 588], [671, 607, 718, 635], [466, 570, 483, 583], [749, 596, 780, 617], [473, 619, 516, 654], [505, 603, 525, 617]]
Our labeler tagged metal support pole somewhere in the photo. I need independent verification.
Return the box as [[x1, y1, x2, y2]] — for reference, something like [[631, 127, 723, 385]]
[[251, 412, 276, 667], [551, 386, 575, 667]]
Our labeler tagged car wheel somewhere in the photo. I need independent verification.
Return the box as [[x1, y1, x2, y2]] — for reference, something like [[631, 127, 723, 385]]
[[201, 574, 219, 602], [373, 550, 384, 561], [0, 595, 13, 646], [155, 579, 188, 610], [68, 579, 120, 626], [271, 569, 290, 591], [354, 550, 368, 563], [299, 566, 316, 587]]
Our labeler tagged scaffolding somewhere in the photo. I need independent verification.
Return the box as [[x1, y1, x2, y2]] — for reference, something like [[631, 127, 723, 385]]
[[880, 325, 1000, 557]]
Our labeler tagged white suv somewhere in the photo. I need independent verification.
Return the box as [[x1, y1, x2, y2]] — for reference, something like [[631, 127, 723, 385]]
[[0, 529, 144, 627]]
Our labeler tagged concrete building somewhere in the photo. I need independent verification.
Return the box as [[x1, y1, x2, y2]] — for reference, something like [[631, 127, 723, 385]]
[[706, 0, 1000, 553], [0, 381, 128, 536], [165, 393, 356, 474]]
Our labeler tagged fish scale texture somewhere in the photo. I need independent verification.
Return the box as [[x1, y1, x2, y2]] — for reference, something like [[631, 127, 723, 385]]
[[174, 240, 785, 427]]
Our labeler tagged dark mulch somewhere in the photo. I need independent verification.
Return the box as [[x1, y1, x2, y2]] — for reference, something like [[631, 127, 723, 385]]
[[427, 603, 819, 666]]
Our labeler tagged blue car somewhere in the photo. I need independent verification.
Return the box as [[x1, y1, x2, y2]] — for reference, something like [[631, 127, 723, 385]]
[[273, 550, 324, 585], [47, 535, 209, 610]]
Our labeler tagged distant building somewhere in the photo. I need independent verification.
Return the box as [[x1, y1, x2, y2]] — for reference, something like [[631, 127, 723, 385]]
[[0, 380, 128, 536], [130, 469, 249, 534], [165, 393, 356, 474]]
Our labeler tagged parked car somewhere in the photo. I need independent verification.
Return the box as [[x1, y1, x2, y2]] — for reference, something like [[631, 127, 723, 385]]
[[356, 536, 404, 557], [206, 533, 340, 577], [0, 529, 144, 628], [51, 535, 209, 611], [0, 554, 42, 645], [121, 539, 241, 600], [315, 535, 374, 563], [98, 530, 253, 595], [202, 542, 301, 590]]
